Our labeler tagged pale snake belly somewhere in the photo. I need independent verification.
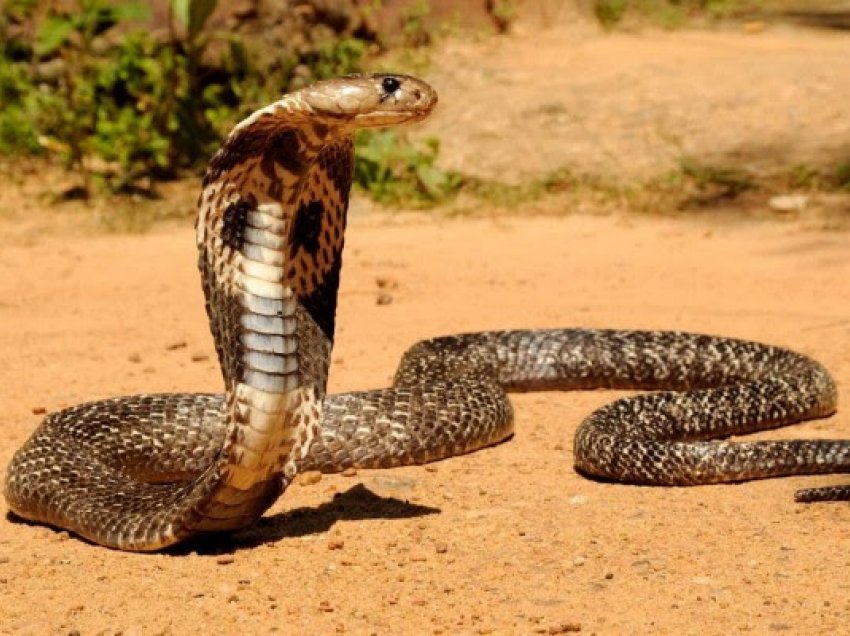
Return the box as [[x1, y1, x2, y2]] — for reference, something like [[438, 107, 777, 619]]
[[5, 74, 849, 551]]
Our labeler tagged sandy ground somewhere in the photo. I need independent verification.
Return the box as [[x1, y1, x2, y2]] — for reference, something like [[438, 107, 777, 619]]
[[1, 212, 849, 635], [2, 20, 850, 636], [421, 24, 850, 184]]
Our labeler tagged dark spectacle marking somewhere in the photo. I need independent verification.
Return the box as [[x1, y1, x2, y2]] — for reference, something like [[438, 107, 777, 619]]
[[221, 199, 253, 250], [300, 254, 342, 340], [291, 200, 325, 255]]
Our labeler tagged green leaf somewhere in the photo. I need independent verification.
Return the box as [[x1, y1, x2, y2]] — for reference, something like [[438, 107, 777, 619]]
[[35, 16, 75, 56], [112, 1, 152, 22], [171, 0, 218, 39]]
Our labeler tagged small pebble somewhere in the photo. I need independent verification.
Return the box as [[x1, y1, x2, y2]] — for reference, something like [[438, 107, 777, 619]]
[[190, 352, 210, 362], [375, 276, 398, 290], [768, 194, 807, 213], [548, 623, 582, 634], [327, 540, 344, 550], [376, 292, 393, 306], [295, 471, 322, 486], [572, 556, 586, 567], [216, 555, 235, 565], [319, 600, 334, 612], [165, 340, 187, 350], [435, 542, 448, 554], [128, 353, 142, 363], [342, 467, 358, 477], [31, 406, 47, 415]]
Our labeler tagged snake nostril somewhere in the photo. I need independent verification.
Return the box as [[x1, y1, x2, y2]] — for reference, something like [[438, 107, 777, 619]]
[[413, 89, 422, 101]]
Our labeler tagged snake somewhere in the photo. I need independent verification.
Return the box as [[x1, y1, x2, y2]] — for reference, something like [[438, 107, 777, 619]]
[[5, 74, 850, 552]]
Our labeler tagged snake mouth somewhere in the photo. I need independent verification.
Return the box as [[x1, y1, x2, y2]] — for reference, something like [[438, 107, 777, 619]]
[[352, 109, 432, 127]]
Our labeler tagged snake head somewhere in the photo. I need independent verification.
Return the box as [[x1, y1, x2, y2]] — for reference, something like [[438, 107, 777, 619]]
[[299, 73, 438, 128]]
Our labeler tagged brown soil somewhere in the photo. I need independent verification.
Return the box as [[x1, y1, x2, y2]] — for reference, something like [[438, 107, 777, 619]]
[[1, 23, 850, 636]]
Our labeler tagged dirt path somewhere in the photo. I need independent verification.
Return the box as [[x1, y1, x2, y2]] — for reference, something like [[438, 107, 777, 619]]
[[421, 24, 850, 184], [1, 211, 849, 635]]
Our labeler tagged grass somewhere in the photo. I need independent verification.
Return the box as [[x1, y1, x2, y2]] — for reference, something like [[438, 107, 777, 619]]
[[4, 153, 847, 238], [589, 0, 840, 29]]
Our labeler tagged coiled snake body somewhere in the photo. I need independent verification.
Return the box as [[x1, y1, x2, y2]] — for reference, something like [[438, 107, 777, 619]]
[[5, 75, 849, 551]]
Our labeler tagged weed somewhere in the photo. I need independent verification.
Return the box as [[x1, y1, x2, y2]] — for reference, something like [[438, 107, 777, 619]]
[[400, 0, 432, 47], [591, 0, 761, 29], [786, 163, 821, 190], [312, 37, 368, 80], [836, 163, 850, 191], [354, 130, 464, 206], [0, 57, 41, 154], [594, 0, 628, 28], [678, 157, 755, 204], [487, 0, 518, 33]]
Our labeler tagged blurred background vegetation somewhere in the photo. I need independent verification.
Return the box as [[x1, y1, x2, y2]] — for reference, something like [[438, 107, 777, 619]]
[[0, 0, 848, 214]]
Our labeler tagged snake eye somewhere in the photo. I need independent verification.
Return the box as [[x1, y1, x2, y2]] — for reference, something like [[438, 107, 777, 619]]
[[381, 76, 401, 94]]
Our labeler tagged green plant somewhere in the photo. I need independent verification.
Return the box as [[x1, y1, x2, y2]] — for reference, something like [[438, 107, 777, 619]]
[[9, 0, 232, 195], [354, 130, 463, 206], [787, 163, 820, 190], [594, 0, 628, 27], [93, 32, 186, 188], [679, 157, 755, 200], [29, 0, 151, 193], [312, 37, 367, 80], [837, 163, 850, 191], [488, 0, 518, 33], [400, 0, 432, 47], [0, 57, 40, 154], [591, 0, 757, 29]]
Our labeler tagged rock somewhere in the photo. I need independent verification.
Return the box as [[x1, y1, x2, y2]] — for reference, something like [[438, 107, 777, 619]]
[[375, 276, 399, 290], [295, 471, 322, 486], [768, 194, 807, 213]]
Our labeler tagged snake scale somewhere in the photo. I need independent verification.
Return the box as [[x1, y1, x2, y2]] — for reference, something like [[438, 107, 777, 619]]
[[5, 74, 849, 551]]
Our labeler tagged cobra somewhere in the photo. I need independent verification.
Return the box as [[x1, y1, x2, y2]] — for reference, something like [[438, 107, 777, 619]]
[[5, 74, 849, 551]]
